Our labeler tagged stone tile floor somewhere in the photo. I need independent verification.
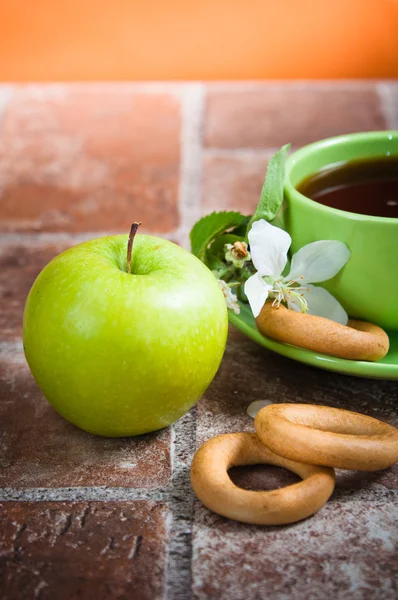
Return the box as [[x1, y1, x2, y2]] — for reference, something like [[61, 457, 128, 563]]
[[0, 81, 397, 599]]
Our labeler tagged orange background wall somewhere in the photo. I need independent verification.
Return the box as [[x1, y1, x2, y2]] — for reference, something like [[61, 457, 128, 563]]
[[0, 0, 397, 81]]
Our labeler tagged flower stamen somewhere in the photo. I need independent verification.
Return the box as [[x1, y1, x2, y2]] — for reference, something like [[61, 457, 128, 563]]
[[265, 274, 310, 313]]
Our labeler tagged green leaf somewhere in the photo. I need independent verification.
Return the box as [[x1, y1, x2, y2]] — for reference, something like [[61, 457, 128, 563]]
[[190, 211, 247, 259], [229, 216, 251, 238], [205, 252, 225, 272], [246, 143, 291, 236]]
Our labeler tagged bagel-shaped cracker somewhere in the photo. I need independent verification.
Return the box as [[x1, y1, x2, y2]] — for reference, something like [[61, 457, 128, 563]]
[[190, 432, 335, 525], [255, 302, 389, 361], [255, 404, 398, 471]]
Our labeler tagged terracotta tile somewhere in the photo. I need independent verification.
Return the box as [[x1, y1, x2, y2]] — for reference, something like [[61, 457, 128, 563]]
[[192, 488, 398, 600], [0, 242, 72, 341], [0, 357, 171, 487], [0, 501, 167, 600], [0, 86, 180, 232], [202, 153, 269, 214], [205, 85, 386, 148], [197, 337, 398, 489]]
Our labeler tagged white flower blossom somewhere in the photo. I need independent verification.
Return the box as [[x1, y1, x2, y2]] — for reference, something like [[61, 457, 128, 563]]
[[218, 279, 240, 314], [244, 220, 350, 325]]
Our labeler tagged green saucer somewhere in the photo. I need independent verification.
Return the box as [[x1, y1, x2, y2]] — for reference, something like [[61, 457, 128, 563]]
[[229, 302, 398, 380]]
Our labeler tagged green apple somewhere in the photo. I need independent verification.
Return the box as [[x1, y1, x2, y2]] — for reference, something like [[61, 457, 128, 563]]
[[23, 232, 228, 436]]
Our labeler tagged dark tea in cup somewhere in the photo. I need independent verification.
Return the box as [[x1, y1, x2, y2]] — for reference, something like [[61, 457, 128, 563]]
[[283, 131, 398, 330], [296, 156, 398, 219]]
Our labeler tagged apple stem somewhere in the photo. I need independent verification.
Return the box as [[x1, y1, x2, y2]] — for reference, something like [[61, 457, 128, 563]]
[[127, 222, 142, 274]]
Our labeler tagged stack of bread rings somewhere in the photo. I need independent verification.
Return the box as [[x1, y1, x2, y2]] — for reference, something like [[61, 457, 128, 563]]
[[191, 404, 398, 525]]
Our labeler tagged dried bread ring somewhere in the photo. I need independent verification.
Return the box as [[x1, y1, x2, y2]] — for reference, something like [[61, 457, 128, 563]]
[[255, 404, 398, 471], [255, 302, 389, 361], [190, 432, 335, 525]]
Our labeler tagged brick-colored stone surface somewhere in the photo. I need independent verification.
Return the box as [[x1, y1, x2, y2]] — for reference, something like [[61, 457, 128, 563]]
[[0, 86, 180, 233], [193, 331, 398, 597], [0, 501, 168, 600], [192, 488, 398, 600], [0, 242, 72, 341], [204, 85, 386, 149], [0, 357, 171, 488], [202, 153, 270, 214], [1, 82, 397, 599]]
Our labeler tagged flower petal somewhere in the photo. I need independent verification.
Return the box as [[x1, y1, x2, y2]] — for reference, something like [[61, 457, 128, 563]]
[[287, 284, 348, 325], [248, 219, 291, 277], [247, 400, 273, 418], [286, 240, 350, 284], [244, 273, 272, 318], [218, 279, 240, 314]]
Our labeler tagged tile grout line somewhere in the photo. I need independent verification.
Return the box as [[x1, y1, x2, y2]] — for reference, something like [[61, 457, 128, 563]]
[[0, 80, 388, 96], [0, 486, 170, 502], [0, 228, 180, 246], [162, 83, 205, 598], [175, 83, 205, 250], [164, 408, 197, 600], [1, 483, 395, 504], [0, 85, 13, 133], [0, 82, 196, 99], [204, 79, 392, 92], [0, 340, 24, 356], [377, 82, 398, 130]]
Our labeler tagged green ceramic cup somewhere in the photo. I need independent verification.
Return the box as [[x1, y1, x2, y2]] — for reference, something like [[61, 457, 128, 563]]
[[284, 131, 398, 331]]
